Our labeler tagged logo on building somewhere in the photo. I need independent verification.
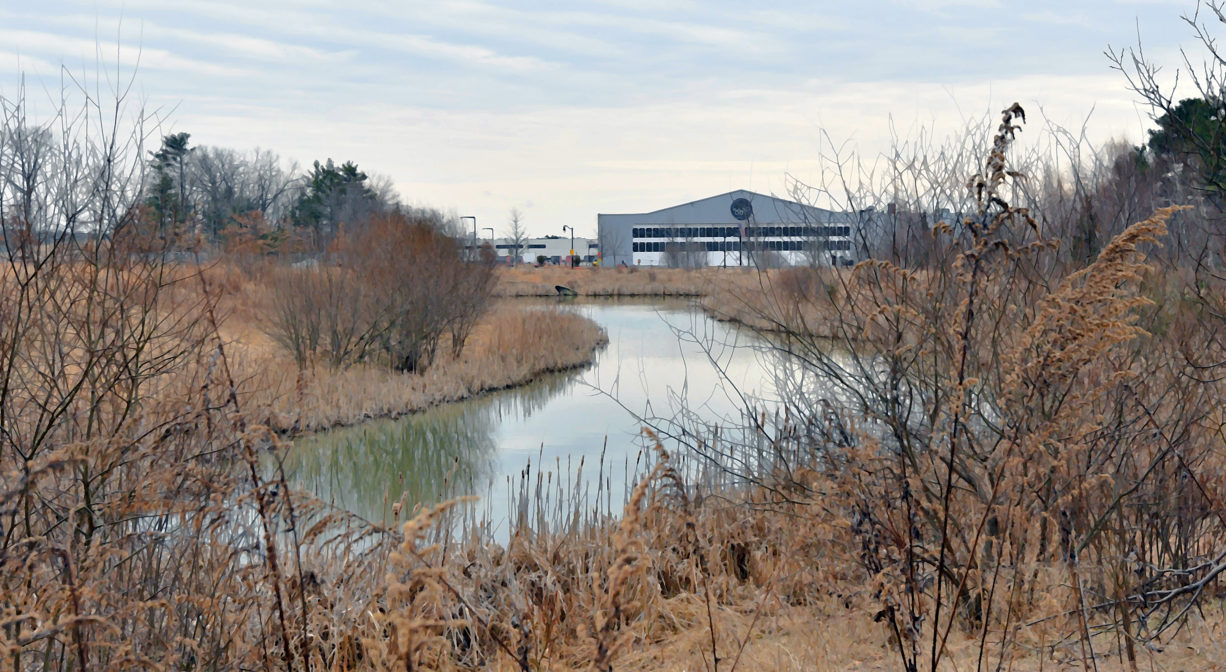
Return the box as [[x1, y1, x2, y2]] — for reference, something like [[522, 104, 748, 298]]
[[730, 197, 753, 221]]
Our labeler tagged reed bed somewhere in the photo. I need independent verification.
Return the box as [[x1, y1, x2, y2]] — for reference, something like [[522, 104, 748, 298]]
[[7, 115, 1226, 672], [264, 430, 1226, 672], [6, 247, 1225, 672], [203, 262, 609, 435], [495, 266, 763, 299]]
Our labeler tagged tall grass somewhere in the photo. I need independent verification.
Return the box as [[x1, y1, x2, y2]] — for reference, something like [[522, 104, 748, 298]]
[[686, 105, 1226, 671], [496, 266, 759, 298], [209, 271, 608, 434], [5, 73, 1226, 672]]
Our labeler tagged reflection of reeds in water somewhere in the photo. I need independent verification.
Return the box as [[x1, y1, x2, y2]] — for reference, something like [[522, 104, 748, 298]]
[[482, 365, 591, 422], [286, 404, 497, 525], [284, 365, 590, 526]]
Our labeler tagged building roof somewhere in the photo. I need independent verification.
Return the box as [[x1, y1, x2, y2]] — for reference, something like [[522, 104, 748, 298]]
[[598, 189, 842, 223]]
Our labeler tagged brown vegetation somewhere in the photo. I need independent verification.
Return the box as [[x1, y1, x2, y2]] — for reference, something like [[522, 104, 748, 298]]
[[265, 211, 496, 373], [678, 106, 1226, 671], [187, 262, 603, 434], [495, 265, 757, 298], [6, 55, 1226, 672]]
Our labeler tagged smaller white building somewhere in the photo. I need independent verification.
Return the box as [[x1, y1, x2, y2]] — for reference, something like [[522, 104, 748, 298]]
[[479, 235, 599, 265]]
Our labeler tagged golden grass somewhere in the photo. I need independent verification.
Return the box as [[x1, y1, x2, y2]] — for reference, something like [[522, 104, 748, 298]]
[[494, 264, 860, 340], [496, 265, 762, 298], [200, 262, 608, 434], [4, 256, 1224, 672], [203, 256, 1226, 672], [699, 266, 852, 337], [344, 452, 1226, 672]]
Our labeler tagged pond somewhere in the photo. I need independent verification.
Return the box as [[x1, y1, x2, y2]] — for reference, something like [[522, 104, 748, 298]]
[[284, 300, 789, 536]]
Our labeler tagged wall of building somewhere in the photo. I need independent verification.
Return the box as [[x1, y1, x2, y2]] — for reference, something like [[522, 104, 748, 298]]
[[597, 189, 853, 268]]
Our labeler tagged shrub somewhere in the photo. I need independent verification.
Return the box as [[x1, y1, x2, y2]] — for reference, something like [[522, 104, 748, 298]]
[[267, 211, 496, 372]]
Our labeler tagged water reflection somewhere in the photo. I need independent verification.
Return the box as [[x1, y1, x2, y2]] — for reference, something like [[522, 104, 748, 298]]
[[285, 369, 585, 524], [286, 301, 784, 532]]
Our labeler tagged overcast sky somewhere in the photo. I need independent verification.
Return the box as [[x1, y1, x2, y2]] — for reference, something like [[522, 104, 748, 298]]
[[0, 0, 1209, 236]]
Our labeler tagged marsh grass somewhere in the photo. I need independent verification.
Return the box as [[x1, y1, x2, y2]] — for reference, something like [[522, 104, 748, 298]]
[[6, 95, 1226, 672], [495, 266, 763, 299], [204, 266, 608, 435]]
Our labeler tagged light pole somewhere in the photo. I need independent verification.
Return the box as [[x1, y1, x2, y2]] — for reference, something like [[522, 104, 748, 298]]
[[562, 224, 575, 267], [482, 227, 495, 261], [460, 215, 476, 259]]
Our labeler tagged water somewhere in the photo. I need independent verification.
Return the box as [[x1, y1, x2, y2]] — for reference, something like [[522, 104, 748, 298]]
[[285, 300, 784, 536]]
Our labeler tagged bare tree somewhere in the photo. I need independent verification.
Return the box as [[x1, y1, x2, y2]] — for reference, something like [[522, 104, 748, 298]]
[[268, 209, 496, 372], [187, 145, 299, 238], [0, 57, 301, 671], [0, 92, 54, 258], [506, 207, 528, 266], [646, 105, 1226, 671], [662, 228, 705, 268], [597, 222, 628, 267]]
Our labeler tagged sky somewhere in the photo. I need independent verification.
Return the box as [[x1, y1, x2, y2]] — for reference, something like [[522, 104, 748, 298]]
[[0, 0, 1210, 237]]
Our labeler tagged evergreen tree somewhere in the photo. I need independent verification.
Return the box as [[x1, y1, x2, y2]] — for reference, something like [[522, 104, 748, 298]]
[[146, 132, 193, 230], [1146, 97, 1226, 193], [292, 158, 379, 248]]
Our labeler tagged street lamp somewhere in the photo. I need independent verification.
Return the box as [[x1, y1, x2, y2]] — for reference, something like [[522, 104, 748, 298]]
[[460, 215, 476, 258], [482, 226, 494, 240], [562, 224, 575, 267]]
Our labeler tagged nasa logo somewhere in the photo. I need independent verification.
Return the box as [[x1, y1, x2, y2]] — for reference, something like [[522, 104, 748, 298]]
[[730, 197, 753, 221]]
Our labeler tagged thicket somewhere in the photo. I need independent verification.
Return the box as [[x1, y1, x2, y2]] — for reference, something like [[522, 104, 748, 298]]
[[130, 117, 501, 376], [0, 71, 290, 671], [266, 212, 496, 373], [0, 66, 499, 672], [677, 97, 1226, 670]]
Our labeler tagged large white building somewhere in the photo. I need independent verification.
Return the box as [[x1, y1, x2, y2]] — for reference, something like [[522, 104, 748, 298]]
[[597, 189, 853, 268]]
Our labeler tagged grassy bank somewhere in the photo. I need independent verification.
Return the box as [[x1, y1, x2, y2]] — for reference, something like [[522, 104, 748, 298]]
[[495, 264, 850, 339], [204, 263, 608, 435], [496, 265, 761, 298], [267, 439, 1226, 672]]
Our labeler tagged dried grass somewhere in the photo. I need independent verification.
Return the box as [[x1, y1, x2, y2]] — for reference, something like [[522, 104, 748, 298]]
[[495, 266, 761, 299], [6, 133, 1226, 672], [201, 262, 607, 434]]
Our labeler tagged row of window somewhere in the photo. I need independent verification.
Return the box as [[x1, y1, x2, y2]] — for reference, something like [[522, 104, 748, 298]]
[[632, 240, 852, 253], [631, 225, 851, 239]]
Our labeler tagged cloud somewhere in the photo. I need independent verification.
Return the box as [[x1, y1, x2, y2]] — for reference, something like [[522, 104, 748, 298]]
[[0, 50, 60, 78], [0, 28, 247, 78], [891, 0, 1002, 9], [139, 25, 353, 66], [2, 0, 1193, 237]]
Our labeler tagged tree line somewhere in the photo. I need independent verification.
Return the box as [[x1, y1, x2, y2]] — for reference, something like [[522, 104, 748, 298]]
[[139, 131, 412, 253], [1, 97, 497, 375]]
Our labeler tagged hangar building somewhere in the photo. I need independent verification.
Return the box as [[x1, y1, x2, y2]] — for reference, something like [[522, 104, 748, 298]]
[[597, 189, 853, 268]]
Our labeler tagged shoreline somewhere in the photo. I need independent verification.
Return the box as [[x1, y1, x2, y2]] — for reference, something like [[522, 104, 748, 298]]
[[277, 335, 608, 440], [229, 300, 610, 439]]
